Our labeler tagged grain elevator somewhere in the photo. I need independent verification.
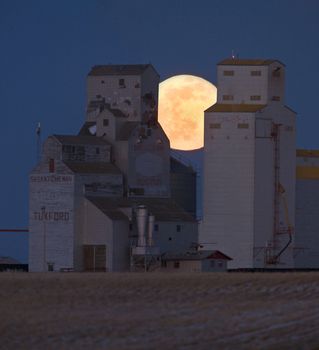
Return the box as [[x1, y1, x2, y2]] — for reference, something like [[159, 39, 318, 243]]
[[200, 59, 296, 269], [29, 58, 319, 272], [29, 64, 198, 272]]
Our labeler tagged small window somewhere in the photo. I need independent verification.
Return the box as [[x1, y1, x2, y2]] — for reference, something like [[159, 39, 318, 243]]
[[210, 260, 215, 268], [251, 70, 261, 76], [119, 78, 125, 88], [101, 80, 105, 84], [129, 222, 133, 231], [223, 70, 234, 76], [218, 261, 223, 268], [250, 95, 261, 101], [174, 261, 180, 269], [96, 94, 102, 99], [96, 147, 100, 154], [272, 96, 280, 101], [238, 123, 249, 129], [210, 123, 221, 129], [103, 119, 109, 126], [222, 95, 234, 101], [176, 225, 181, 232], [154, 224, 159, 232], [168, 237, 172, 241]]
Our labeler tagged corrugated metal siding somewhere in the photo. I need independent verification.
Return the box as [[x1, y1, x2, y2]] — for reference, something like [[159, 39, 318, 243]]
[[295, 180, 319, 268], [295, 149, 319, 269]]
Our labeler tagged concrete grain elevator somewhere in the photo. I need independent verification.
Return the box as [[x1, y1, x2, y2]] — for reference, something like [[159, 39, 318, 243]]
[[200, 59, 296, 269]]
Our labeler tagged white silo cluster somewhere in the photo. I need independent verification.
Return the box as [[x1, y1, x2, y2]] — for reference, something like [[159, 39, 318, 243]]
[[131, 205, 160, 271], [135, 205, 157, 250]]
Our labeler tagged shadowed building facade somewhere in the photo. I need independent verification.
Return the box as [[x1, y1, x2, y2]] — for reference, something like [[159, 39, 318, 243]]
[[294, 150, 319, 268], [29, 64, 197, 272]]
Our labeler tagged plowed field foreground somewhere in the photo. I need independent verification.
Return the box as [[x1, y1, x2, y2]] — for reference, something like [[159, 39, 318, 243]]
[[0, 272, 318, 349]]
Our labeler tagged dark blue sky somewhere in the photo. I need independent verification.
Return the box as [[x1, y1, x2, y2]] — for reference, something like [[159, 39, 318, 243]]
[[1, 0, 318, 262]]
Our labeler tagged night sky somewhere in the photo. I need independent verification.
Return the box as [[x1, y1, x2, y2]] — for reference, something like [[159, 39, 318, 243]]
[[1, 0, 318, 262]]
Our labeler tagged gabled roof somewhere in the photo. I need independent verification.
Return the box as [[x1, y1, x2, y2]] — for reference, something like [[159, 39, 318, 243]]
[[205, 104, 266, 113], [64, 162, 122, 174], [88, 64, 155, 76], [87, 100, 128, 118], [87, 196, 196, 222], [284, 105, 297, 114], [162, 250, 232, 261], [218, 58, 285, 66], [105, 104, 127, 118], [0, 256, 21, 264], [170, 157, 195, 174], [78, 122, 96, 136], [87, 99, 105, 110], [87, 197, 128, 221], [116, 121, 139, 141], [53, 135, 110, 146], [207, 251, 233, 260]]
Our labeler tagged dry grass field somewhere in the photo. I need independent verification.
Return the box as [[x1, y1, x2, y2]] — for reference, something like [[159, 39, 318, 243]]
[[0, 272, 319, 349]]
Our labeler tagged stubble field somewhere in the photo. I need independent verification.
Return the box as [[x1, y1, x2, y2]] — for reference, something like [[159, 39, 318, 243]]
[[0, 272, 319, 349]]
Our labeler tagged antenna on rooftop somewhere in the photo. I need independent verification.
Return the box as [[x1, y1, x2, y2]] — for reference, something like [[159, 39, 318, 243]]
[[36, 122, 41, 162]]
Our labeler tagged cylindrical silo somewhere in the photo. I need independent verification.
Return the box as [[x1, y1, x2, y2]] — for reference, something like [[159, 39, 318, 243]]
[[148, 214, 155, 246], [136, 205, 148, 246]]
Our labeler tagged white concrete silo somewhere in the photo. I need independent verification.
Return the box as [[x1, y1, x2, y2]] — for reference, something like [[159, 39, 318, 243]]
[[136, 205, 148, 247], [200, 58, 296, 269]]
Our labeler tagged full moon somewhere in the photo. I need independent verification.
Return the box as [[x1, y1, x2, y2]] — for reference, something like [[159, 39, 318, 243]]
[[158, 75, 217, 150]]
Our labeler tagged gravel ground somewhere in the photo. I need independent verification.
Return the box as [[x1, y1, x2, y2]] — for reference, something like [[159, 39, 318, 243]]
[[0, 272, 319, 350]]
